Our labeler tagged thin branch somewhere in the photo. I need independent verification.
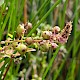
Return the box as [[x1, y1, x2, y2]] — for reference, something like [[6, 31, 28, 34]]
[[23, 0, 27, 24], [2, 59, 13, 80]]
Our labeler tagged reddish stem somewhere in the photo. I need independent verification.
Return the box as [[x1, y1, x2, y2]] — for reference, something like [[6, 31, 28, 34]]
[[24, 0, 27, 24], [2, 59, 13, 80]]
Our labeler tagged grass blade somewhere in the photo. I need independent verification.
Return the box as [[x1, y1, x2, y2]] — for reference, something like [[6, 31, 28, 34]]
[[42, 46, 60, 79], [27, 0, 61, 37]]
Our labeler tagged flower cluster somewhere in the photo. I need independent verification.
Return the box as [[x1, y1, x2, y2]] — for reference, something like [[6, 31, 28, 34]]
[[0, 21, 72, 59]]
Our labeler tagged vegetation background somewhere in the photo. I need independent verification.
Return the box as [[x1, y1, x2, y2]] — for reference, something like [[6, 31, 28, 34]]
[[0, 0, 80, 80]]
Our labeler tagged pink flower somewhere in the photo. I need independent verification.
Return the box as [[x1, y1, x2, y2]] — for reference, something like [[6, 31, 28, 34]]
[[50, 42, 58, 49]]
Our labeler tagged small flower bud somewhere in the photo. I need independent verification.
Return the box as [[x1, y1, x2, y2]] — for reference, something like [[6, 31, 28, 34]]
[[0, 47, 3, 50], [16, 43, 27, 54], [43, 24, 52, 31], [50, 42, 58, 49], [12, 42, 18, 48], [25, 37, 33, 44], [40, 42, 51, 52], [33, 43, 38, 49], [27, 22, 32, 29], [52, 26, 60, 34], [42, 31, 52, 40], [16, 24, 25, 36]]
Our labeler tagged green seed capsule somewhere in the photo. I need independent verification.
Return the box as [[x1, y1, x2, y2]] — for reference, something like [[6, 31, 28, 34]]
[[16, 43, 27, 54], [25, 37, 33, 44], [40, 42, 51, 52], [16, 24, 25, 36], [12, 42, 18, 48], [42, 31, 52, 40]]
